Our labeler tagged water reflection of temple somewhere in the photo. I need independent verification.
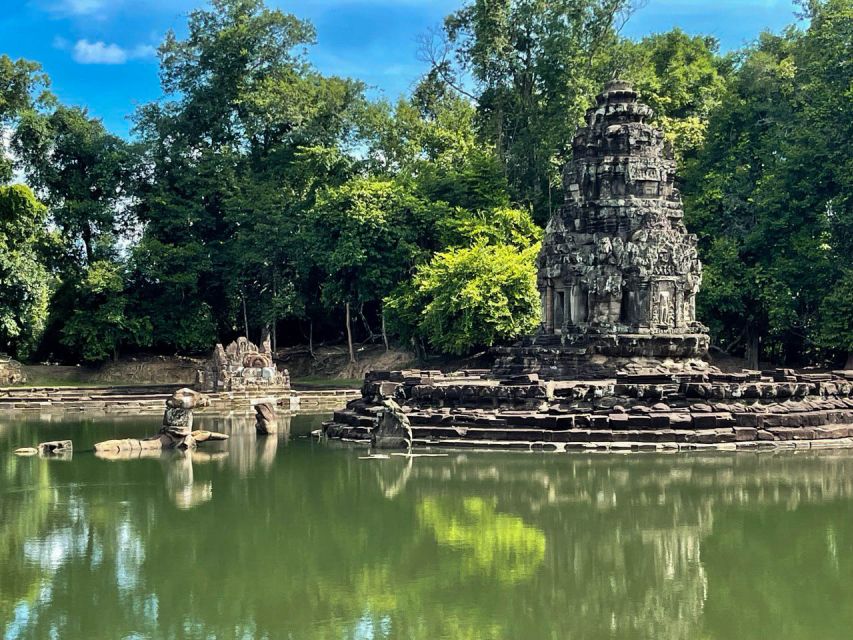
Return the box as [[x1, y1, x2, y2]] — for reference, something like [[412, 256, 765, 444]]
[[381, 451, 853, 638], [7, 416, 853, 639]]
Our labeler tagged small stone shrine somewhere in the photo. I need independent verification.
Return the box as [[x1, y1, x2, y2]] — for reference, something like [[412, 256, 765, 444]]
[[492, 79, 709, 380], [323, 81, 853, 451], [197, 332, 290, 392]]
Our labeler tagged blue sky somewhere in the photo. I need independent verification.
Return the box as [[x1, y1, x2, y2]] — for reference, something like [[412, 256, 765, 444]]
[[1, 0, 802, 138]]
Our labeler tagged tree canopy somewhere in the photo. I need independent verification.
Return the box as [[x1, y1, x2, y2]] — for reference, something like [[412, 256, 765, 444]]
[[0, 0, 851, 368]]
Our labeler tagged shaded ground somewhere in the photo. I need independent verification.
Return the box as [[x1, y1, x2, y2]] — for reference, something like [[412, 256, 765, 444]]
[[12, 343, 783, 389]]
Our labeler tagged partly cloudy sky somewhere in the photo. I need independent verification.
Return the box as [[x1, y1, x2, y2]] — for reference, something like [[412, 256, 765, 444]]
[[2, 0, 801, 137]]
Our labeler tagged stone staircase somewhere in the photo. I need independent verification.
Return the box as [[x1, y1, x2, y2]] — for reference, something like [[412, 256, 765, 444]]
[[323, 369, 853, 451], [0, 384, 358, 414]]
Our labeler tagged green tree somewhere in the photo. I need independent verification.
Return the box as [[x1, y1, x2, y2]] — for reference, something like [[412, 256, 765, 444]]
[[685, 0, 853, 367], [130, 236, 218, 352], [0, 185, 52, 358], [682, 31, 798, 366], [0, 55, 51, 183], [61, 260, 152, 362], [133, 0, 366, 350], [432, 0, 635, 222], [619, 28, 732, 161], [787, 0, 853, 365], [13, 105, 133, 265], [386, 241, 541, 355], [304, 178, 439, 361], [817, 270, 853, 368]]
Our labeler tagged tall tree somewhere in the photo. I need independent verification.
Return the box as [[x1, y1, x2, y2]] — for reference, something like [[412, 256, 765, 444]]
[[619, 29, 732, 162], [0, 55, 51, 184], [61, 260, 152, 362], [785, 0, 853, 365], [685, 0, 853, 366], [428, 0, 636, 222], [132, 0, 366, 350], [0, 185, 53, 358], [683, 31, 799, 366], [304, 178, 440, 361], [385, 209, 542, 356], [13, 105, 133, 265]]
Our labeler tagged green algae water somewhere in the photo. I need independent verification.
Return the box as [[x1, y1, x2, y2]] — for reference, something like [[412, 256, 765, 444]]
[[2, 414, 853, 640]]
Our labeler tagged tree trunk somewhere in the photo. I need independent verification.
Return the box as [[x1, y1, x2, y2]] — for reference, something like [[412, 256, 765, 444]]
[[846, 351, 853, 371], [309, 321, 314, 359], [82, 224, 94, 266], [381, 306, 389, 352], [242, 292, 249, 339], [345, 301, 355, 364], [746, 332, 760, 370], [271, 275, 277, 353]]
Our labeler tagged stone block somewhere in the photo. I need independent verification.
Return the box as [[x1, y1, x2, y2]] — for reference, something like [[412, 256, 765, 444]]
[[734, 427, 758, 442], [589, 415, 609, 428], [716, 413, 735, 428], [574, 414, 592, 428], [734, 412, 761, 428], [378, 382, 401, 397], [694, 430, 720, 444], [627, 414, 652, 429], [692, 414, 718, 429], [609, 414, 630, 429], [648, 413, 671, 428]]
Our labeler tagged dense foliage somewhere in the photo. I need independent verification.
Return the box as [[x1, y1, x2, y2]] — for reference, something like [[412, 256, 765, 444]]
[[0, 0, 850, 367]]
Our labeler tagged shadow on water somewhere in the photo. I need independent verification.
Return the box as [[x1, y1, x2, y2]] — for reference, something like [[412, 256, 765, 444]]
[[2, 412, 853, 639]]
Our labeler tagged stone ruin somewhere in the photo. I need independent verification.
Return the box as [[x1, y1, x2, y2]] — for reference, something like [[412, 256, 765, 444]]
[[0, 354, 25, 385], [323, 80, 853, 451], [197, 333, 290, 392], [94, 387, 229, 454], [493, 79, 709, 380]]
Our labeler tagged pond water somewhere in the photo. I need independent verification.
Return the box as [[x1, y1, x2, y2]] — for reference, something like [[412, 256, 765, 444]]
[[2, 414, 853, 640]]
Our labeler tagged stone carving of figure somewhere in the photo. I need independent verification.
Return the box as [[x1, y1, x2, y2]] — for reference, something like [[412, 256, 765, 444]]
[[94, 388, 228, 454], [654, 292, 674, 328], [372, 398, 413, 450]]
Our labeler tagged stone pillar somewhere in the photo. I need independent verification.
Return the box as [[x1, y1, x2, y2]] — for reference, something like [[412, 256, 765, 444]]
[[544, 284, 555, 333]]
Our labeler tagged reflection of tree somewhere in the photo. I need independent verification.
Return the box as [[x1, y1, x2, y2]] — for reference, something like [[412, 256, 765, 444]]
[[6, 416, 853, 639], [0, 459, 52, 627], [418, 497, 545, 584]]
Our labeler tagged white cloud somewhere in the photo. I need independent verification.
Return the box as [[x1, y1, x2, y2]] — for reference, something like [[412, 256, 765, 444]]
[[53, 0, 113, 16], [71, 39, 155, 64]]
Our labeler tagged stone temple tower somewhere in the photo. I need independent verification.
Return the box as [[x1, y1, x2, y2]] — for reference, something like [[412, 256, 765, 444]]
[[493, 79, 711, 379]]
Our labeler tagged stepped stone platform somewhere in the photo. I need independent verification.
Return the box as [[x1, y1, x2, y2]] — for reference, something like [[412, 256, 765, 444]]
[[323, 368, 853, 451], [0, 384, 359, 415]]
